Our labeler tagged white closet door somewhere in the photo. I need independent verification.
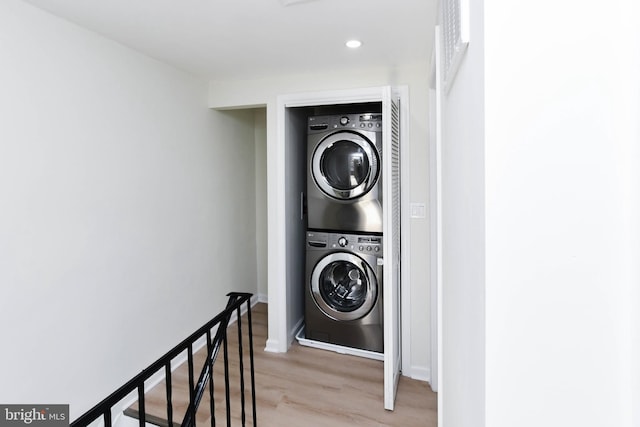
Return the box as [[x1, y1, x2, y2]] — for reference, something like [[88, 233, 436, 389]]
[[382, 86, 401, 410]]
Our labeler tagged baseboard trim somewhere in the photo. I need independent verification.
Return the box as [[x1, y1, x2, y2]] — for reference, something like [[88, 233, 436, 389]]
[[264, 338, 281, 353], [408, 365, 431, 383], [288, 316, 304, 349]]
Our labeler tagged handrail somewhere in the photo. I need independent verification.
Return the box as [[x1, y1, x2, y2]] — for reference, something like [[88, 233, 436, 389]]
[[70, 292, 256, 427]]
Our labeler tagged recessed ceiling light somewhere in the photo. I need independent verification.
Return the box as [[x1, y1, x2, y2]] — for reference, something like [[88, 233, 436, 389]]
[[279, 0, 316, 6], [346, 40, 362, 49]]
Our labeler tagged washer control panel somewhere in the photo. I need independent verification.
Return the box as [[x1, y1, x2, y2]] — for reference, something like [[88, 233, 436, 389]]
[[308, 113, 383, 134], [307, 231, 382, 255]]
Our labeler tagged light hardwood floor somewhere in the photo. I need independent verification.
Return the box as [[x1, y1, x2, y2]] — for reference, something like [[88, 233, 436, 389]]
[[130, 303, 437, 426]]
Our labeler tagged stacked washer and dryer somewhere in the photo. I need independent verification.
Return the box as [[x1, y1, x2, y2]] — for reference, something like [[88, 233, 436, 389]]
[[304, 112, 384, 354]]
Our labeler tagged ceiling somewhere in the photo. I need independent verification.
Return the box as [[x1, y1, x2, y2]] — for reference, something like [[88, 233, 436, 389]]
[[22, 0, 438, 80]]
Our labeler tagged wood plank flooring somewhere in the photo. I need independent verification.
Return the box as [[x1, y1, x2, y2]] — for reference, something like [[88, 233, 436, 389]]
[[129, 303, 437, 426]]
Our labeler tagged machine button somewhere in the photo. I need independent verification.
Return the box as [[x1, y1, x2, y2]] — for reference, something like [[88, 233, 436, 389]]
[[338, 237, 348, 247], [339, 116, 349, 126], [376, 123, 381, 128], [360, 123, 365, 128], [367, 246, 372, 251], [368, 123, 373, 128], [359, 245, 364, 251], [374, 246, 380, 252]]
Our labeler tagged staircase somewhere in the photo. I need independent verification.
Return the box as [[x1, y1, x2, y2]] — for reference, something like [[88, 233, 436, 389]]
[[70, 292, 257, 427]]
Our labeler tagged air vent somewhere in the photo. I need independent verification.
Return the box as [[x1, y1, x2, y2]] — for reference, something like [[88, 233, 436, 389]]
[[442, 0, 469, 92]]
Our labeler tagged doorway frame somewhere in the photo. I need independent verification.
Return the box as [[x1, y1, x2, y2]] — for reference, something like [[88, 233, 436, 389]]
[[265, 86, 412, 380], [430, 24, 444, 424]]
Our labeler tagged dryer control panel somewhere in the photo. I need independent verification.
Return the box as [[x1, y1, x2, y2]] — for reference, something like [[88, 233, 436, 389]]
[[306, 231, 382, 255], [308, 113, 383, 134]]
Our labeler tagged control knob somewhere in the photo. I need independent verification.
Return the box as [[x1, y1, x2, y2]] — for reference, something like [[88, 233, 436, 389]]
[[339, 116, 349, 126], [338, 237, 348, 247]]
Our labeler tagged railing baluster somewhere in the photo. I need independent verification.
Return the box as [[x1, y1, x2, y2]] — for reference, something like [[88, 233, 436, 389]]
[[236, 306, 246, 426], [138, 383, 146, 427], [246, 301, 257, 427], [103, 409, 111, 427], [222, 329, 231, 427], [188, 344, 195, 426], [166, 362, 173, 427], [207, 329, 216, 427]]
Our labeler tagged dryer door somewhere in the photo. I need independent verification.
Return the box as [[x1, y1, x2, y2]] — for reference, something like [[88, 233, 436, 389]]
[[311, 131, 380, 200], [310, 252, 378, 321]]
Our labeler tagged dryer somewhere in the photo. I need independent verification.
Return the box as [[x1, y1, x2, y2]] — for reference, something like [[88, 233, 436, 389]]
[[305, 230, 383, 353], [307, 113, 383, 234]]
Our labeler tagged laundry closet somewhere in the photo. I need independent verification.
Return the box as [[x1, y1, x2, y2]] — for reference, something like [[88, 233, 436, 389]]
[[274, 86, 404, 409], [298, 103, 385, 355]]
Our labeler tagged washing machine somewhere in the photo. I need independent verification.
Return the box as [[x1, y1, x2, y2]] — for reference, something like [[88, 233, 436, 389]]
[[307, 113, 383, 234], [305, 230, 383, 353]]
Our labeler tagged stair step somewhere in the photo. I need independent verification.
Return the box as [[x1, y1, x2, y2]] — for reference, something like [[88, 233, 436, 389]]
[[122, 407, 169, 427]]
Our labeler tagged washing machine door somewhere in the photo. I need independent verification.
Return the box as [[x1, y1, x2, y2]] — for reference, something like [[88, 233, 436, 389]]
[[310, 252, 378, 321], [311, 131, 380, 200]]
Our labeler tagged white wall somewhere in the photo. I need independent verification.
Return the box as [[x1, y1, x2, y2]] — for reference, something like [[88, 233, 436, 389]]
[[440, 0, 640, 426], [208, 63, 433, 379], [483, 1, 639, 426], [0, 0, 257, 419], [254, 109, 268, 300], [439, 0, 486, 425]]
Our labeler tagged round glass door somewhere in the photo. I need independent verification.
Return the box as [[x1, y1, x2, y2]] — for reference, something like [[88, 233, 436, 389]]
[[311, 131, 379, 200], [310, 252, 377, 321]]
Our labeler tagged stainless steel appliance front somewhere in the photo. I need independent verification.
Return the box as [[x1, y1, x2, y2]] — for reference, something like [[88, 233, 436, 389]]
[[307, 113, 383, 233], [305, 231, 383, 353]]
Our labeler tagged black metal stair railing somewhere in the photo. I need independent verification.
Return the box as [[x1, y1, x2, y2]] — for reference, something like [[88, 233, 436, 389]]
[[70, 292, 256, 427]]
